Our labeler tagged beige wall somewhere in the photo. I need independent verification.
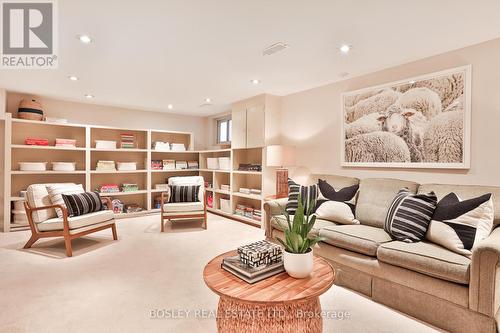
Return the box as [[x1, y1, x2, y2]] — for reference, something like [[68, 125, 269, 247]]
[[279, 37, 500, 186], [5, 92, 208, 150]]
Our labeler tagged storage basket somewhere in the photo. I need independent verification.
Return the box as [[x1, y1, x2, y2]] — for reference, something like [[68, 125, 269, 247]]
[[19, 162, 47, 171], [218, 157, 230, 170], [18, 99, 44, 121], [207, 158, 219, 170], [220, 198, 231, 214], [52, 162, 76, 171]]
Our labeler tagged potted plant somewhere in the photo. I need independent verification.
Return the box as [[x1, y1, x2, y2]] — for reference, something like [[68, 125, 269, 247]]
[[275, 195, 323, 278]]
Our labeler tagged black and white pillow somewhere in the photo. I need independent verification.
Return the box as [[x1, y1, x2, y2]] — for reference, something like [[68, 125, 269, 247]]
[[314, 179, 359, 224], [384, 188, 437, 242], [426, 192, 494, 256], [169, 185, 200, 203], [285, 178, 318, 214], [62, 192, 104, 217]]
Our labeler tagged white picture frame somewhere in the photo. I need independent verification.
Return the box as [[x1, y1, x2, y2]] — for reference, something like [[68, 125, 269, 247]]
[[340, 65, 471, 169]]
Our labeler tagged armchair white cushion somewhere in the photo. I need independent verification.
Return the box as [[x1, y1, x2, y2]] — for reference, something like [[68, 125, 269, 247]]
[[37, 210, 114, 232]]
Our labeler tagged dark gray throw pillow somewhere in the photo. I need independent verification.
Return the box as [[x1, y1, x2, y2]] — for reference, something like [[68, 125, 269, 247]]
[[169, 185, 200, 203], [61, 192, 104, 217]]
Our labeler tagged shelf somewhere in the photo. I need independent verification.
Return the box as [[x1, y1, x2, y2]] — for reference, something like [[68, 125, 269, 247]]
[[11, 145, 86, 151], [11, 118, 87, 128], [199, 148, 232, 153], [207, 208, 261, 226], [91, 148, 147, 152], [90, 170, 148, 174], [99, 190, 148, 196], [151, 189, 168, 193], [233, 170, 262, 175], [151, 169, 199, 173], [10, 197, 25, 201], [11, 170, 86, 175], [232, 192, 262, 200], [198, 168, 230, 173], [151, 150, 199, 154], [214, 189, 231, 195]]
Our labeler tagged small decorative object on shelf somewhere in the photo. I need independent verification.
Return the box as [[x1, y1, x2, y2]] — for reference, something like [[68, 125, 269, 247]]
[[207, 192, 214, 208], [220, 198, 231, 213], [18, 99, 44, 121], [234, 204, 260, 221], [116, 161, 137, 171], [187, 161, 199, 169], [55, 138, 76, 148], [238, 164, 262, 172], [120, 133, 136, 149], [95, 140, 117, 149], [162, 159, 175, 170], [121, 183, 139, 192], [154, 196, 162, 209], [151, 160, 163, 170], [112, 199, 124, 213], [237, 240, 283, 268], [153, 141, 170, 151], [175, 161, 188, 170], [125, 204, 143, 213], [99, 184, 120, 193], [170, 143, 186, 151], [275, 195, 323, 278], [96, 160, 116, 171], [204, 181, 212, 189], [25, 137, 49, 146], [221, 254, 284, 284]]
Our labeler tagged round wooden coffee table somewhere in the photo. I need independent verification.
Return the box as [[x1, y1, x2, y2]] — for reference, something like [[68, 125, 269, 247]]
[[203, 250, 335, 333]]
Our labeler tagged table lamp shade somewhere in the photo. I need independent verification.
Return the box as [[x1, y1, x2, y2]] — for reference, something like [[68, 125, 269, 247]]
[[266, 145, 296, 198]]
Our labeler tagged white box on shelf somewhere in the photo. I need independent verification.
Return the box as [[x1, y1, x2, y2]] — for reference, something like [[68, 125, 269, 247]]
[[171, 143, 186, 151], [239, 187, 251, 194], [13, 200, 25, 211], [155, 184, 169, 190], [95, 140, 117, 149], [175, 161, 188, 170], [116, 162, 137, 171], [207, 158, 219, 170], [218, 157, 230, 170], [220, 198, 231, 214], [19, 162, 47, 171], [52, 162, 76, 171], [153, 141, 170, 151]]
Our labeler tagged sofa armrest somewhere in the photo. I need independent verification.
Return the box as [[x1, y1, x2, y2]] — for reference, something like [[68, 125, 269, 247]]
[[263, 198, 288, 237], [470, 227, 500, 316]]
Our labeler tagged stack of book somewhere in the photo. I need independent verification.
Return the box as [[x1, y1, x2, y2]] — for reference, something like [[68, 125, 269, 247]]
[[25, 137, 49, 146], [221, 255, 284, 284], [99, 184, 120, 193], [120, 133, 135, 149], [163, 159, 175, 170], [253, 209, 262, 222], [96, 160, 116, 171], [121, 183, 139, 192], [151, 160, 163, 170], [55, 138, 77, 148]]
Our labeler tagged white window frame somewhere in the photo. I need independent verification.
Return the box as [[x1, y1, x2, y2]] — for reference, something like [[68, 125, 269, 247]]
[[217, 116, 231, 144]]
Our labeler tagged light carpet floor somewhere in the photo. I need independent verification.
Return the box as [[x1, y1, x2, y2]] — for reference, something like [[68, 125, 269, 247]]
[[0, 213, 443, 333]]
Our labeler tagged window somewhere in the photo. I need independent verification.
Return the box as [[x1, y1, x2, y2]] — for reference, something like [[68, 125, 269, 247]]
[[217, 117, 232, 144]]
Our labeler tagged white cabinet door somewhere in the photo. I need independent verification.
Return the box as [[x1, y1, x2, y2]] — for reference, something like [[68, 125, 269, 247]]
[[246, 105, 265, 148], [231, 108, 247, 149]]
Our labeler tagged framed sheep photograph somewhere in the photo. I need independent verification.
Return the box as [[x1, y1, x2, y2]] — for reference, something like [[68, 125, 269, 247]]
[[341, 65, 471, 169]]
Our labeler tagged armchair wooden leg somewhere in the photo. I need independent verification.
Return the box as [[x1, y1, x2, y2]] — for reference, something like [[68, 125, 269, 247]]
[[23, 235, 39, 249], [161, 216, 165, 232], [111, 224, 118, 240], [64, 236, 73, 257], [204, 212, 207, 229]]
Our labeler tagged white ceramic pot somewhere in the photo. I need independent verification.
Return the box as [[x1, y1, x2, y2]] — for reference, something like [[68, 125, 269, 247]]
[[283, 249, 314, 278]]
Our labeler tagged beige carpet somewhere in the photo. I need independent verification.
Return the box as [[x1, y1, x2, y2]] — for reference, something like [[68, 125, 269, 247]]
[[0, 213, 443, 333]]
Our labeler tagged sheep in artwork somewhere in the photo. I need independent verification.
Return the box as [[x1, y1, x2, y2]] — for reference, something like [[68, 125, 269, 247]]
[[344, 89, 383, 108], [398, 87, 442, 120], [423, 110, 464, 163], [345, 89, 400, 123], [344, 112, 383, 139], [345, 131, 411, 163], [377, 105, 428, 162]]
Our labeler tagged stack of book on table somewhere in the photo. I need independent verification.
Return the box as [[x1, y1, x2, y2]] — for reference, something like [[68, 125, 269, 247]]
[[221, 240, 284, 284]]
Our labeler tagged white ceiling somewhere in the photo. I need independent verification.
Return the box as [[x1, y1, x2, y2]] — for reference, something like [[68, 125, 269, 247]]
[[2, 0, 500, 116]]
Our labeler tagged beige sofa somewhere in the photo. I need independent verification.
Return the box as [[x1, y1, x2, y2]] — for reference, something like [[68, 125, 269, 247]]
[[264, 174, 500, 333]]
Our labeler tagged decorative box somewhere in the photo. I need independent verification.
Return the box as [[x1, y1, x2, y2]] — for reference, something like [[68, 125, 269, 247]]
[[153, 141, 170, 151], [163, 159, 175, 170], [218, 157, 230, 170], [220, 198, 231, 213], [116, 162, 137, 171], [95, 140, 117, 149], [52, 162, 76, 171], [96, 160, 116, 171], [237, 240, 283, 268], [207, 158, 219, 170], [171, 143, 186, 151], [175, 161, 188, 170], [122, 183, 139, 192], [151, 160, 163, 170], [188, 161, 199, 169], [19, 162, 47, 171]]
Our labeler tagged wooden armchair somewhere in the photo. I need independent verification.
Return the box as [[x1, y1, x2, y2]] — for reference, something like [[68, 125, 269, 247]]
[[23, 184, 118, 257], [160, 176, 207, 232]]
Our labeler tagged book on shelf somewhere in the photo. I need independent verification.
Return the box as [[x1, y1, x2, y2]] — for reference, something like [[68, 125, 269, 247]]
[[221, 255, 284, 284]]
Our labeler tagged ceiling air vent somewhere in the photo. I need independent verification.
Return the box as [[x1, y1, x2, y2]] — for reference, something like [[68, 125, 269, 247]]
[[263, 42, 289, 56]]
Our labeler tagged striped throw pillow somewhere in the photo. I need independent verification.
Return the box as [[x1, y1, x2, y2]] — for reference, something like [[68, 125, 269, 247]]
[[169, 185, 200, 203], [285, 178, 318, 215], [47, 183, 85, 218], [61, 192, 104, 217], [384, 188, 437, 242]]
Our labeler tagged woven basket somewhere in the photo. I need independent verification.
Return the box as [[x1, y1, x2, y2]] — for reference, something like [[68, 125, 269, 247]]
[[18, 99, 44, 121]]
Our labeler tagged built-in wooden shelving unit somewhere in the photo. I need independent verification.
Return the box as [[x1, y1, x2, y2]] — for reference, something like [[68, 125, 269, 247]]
[[3, 113, 264, 232]]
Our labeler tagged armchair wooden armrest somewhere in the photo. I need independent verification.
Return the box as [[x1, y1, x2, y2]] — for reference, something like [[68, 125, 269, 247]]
[[24, 202, 70, 233]]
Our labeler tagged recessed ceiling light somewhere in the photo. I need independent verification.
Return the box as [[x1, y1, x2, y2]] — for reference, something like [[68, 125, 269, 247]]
[[68, 75, 78, 81], [84, 94, 94, 99], [250, 79, 260, 85], [77, 34, 92, 44], [205, 98, 212, 103], [167, 104, 173, 110], [339, 44, 351, 54]]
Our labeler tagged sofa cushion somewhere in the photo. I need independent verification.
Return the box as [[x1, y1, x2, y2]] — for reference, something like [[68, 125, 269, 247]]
[[377, 241, 471, 284], [37, 210, 114, 231], [163, 201, 204, 213], [319, 225, 392, 256], [271, 215, 337, 237], [27, 183, 76, 223], [356, 178, 419, 228], [419, 183, 500, 227]]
